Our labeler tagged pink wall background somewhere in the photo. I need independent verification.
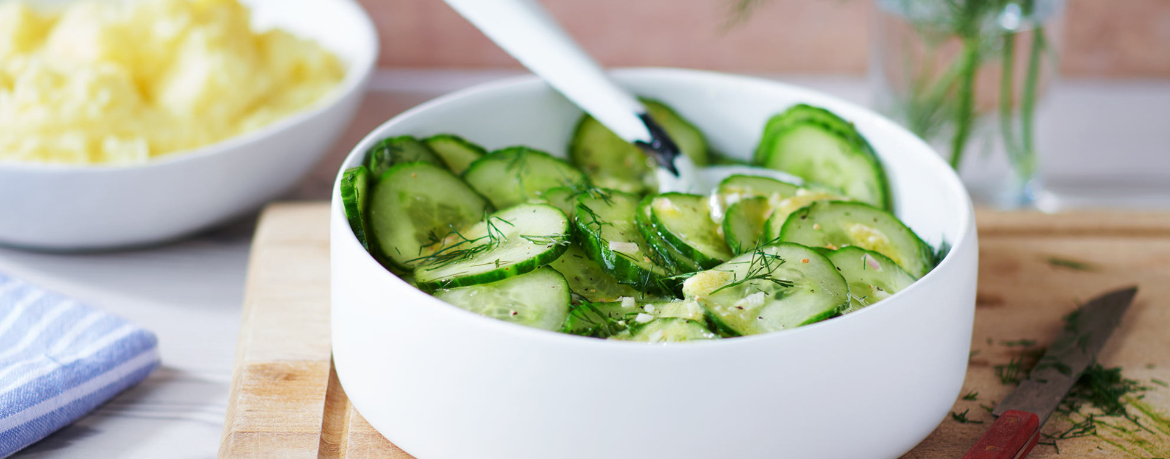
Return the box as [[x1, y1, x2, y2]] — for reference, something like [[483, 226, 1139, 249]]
[[357, 0, 1170, 78]]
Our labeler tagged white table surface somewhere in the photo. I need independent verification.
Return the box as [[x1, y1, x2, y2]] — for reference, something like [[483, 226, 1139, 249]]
[[2, 70, 1167, 459]]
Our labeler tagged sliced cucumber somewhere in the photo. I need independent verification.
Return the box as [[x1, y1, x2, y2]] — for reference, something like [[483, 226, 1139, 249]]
[[463, 146, 589, 210], [560, 301, 638, 338], [722, 197, 770, 256], [574, 190, 674, 294], [683, 243, 849, 336], [340, 165, 372, 251], [364, 135, 446, 178], [528, 186, 578, 220], [754, 105, 891, 210], [648, 298, 706, 322], [779, 201, 933, 278], [717, 174, 801, 202], [711, 175, 800, 226], [761, 189, 845, 242], [434, 267, 569, 331], [414, 204, 571, 290], [635, 196, 700, 274], [650, 193, 733, 269], [548, 245, 645, 303], [759, 104, 868, 147], [613, 318, 717, 343], [827, 246, 917, 313], [569, 99, 708, 194], [368, 162, 490, 270], [423, 134, 487, 175]]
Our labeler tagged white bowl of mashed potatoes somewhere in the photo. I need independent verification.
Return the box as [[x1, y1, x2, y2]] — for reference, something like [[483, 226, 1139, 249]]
[[0, 0, 377, 249]]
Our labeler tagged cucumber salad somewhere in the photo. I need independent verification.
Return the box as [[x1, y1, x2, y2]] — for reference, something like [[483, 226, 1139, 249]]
[[340, 101, 946, 343]]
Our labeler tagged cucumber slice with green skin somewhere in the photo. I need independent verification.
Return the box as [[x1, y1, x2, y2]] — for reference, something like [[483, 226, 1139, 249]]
[[368, 162, 490, 270], [722, 197, 770, 256], [340, 165, 372, 251], [613, 318, 717, 343], [422, 134, 487, 175], [758, 104, 868, 149], [710, 175, 800, 226], [635, 196, 694, 274], [683, 243, 849, 336], [560, 301, 637, 338], [548, 245, 646, 303], [650, 193, 733, 269], [779, 201, 934, 279], [717, 174, 801, 202], [463, 146, 589, 210], [826, 246, 917, 313], [753, 105, 891, 210], [364, 135, 447, 179], [760, 189, 845, 242], [414, 204, 572, 290], [528, 186, 578, 221], [574, 190, 675, 294], [569, 99, 709, 194], [434, 267, 569, 331]]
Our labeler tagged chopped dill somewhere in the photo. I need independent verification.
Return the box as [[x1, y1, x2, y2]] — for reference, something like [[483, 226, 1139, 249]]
[[1151, 378, 1168, 388], [995, 357, 1025, 385], [1060, 364, 1151, 419], [1000, 339, 1037, 347], [962, 391, 978, 401], [1045, 255, 1098, 272], [949, 409, 984, 424]]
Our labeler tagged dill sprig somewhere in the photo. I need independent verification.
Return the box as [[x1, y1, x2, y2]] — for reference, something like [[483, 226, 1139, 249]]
[[563, 302, 637, 338], [576, 203, 612, 233], [962, 391, 979, 401], [504, 147, 533, 193], [710, 248, 794, 295], [949, 409, 984, 424], [408, 215, 513, 268], [520, 234, 570, 246], [1045, 256, 1099, 272], [932, 239, 952, 267]]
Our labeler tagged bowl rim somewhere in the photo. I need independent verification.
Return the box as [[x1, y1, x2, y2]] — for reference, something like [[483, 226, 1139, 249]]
[[331, 67, 976, 349], [0, 0, 379, 174]]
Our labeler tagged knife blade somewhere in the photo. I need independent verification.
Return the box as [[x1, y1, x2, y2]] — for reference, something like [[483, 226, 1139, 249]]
[[961, 286, 1138, 459]]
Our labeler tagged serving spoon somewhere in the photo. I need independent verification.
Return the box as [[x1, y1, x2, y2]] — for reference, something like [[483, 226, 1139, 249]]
[[442, 0, 702, 193]]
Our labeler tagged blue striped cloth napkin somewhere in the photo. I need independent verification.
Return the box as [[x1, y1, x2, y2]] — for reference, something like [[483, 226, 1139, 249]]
[[0, 272, 159, 458]]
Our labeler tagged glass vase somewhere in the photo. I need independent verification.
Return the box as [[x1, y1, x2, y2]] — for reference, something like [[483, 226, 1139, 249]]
[[870, 0, 1064, 209]]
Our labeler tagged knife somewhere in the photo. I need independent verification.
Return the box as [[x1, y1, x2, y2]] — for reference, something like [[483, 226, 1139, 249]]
[[961, 286, 1138, 459]]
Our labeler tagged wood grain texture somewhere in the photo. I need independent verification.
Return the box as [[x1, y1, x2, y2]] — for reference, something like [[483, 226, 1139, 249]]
[[356, 0, 1170, 77], [220, 203, 1170, 459]]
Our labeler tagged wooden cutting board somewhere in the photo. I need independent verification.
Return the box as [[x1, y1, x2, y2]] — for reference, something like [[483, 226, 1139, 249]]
[[218, 202, 1170, 459]]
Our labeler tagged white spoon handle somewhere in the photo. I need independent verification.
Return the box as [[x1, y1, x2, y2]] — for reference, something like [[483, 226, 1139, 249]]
[[443, 0, 651, 144]]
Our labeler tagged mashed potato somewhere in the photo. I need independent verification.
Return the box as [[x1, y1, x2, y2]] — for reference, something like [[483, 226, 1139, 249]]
[[0, 0, 345, 165]]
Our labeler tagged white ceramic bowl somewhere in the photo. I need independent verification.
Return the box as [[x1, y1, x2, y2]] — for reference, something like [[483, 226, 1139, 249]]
[[0, 0, 377, 250], [331, 68, 978, 459]]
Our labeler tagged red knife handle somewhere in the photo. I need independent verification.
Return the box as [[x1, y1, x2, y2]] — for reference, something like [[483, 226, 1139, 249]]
[[961, 410, 1040, 459]]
